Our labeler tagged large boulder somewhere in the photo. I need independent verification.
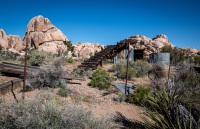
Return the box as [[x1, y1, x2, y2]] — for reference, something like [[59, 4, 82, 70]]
[[72, 42, 104, 58], [152, 41, 165, 49], [23, 15, 68, 54], [152, 34, 174, 47], [0, 29, 8, 48], [7, 35, 23, 52], [188, 48, 198, 54]]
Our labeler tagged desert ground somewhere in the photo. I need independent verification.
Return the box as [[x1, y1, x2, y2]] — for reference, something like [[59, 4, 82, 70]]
[[0, 61, 149, 124]]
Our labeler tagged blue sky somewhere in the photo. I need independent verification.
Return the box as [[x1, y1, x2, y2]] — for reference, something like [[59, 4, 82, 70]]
[[0, 0, 200, 49]]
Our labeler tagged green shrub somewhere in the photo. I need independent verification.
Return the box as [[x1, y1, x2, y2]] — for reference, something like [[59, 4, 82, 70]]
[[118, 94, 127, 102], [131, 60, 151, 77], [64, 40, 74, 52], [117, 67, 137, 80], [27, 49, 54, 66], [113, 63, 123, 72], [66, 57, 73, 63], [89, 52, 93, 57], [57, 88, 68, 97], [194, 55, 200, 65], [131, 85, 151, 104], [88, 68, 114, 90], [113, 60, 151, 80], [0, 49, 20, 62]]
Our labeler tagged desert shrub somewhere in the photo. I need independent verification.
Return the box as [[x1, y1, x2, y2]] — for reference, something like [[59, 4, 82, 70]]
[[161, 46, 190, 66], [66, 57, 73, 63], [148, 64, 166, 80], [27, 58, 66, 89], [117, 67, 137, 80], [57, 88, 68, 97], [117, 94, 127, 102], [113, 60, 151, 80], [64, 40, 74, 52], [161, 45, 174, 53], [176, 63, 200, 86], [0, 92, 112, 129], [142, 63, 200, 129], [89, 52, 93, 56], [0, 49, 20, 62], [194, 55, 200, 65], [173, 64, 200, 123], [130, 85, 151, 104], [113, 61, 136, 80], [130, 60, 151, 77], [27, 49, 54, 66], [88, 68, 114, 90], [113, 63, 123, 73]]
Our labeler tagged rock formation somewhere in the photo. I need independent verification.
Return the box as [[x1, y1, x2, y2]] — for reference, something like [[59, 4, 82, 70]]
[[188, 48, 199, 55], [72, 42, 104, 59], [7, 35, 22, 52], [0, 29, 8, 48], [120, 34, 175, 57], [23, 15, 68, 54], [0, 29, 23, 54]]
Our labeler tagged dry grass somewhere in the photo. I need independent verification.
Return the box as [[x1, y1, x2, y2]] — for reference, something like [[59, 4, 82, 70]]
[[0, 90, 113, 129]]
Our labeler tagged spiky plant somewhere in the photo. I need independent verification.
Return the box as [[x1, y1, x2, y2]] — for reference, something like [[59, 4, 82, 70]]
[[143, 84, 199, 129]]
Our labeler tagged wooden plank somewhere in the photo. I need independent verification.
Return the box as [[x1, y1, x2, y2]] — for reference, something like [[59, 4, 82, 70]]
[[0, 62, 40, 76], [1, 64, 40, 72], [1, 68, 27, 74], [1, 65, 39, 72], [0, 79, 22, 89], [2, 62, 40, 69], [81, 62, 99, 64], [62, 77, 86, 81]]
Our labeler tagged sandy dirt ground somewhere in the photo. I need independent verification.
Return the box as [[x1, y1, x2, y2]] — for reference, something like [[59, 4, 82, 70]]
[[0, 75, 18, 84], [0, 62, 146, 124]]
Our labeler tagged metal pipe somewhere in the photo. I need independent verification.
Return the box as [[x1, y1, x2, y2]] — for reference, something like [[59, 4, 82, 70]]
[[125, 42, 130, 95], [22, 32, 29, 99]]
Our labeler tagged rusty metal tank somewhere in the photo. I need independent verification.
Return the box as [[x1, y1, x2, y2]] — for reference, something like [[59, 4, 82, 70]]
[[149, 53, 170, 68]]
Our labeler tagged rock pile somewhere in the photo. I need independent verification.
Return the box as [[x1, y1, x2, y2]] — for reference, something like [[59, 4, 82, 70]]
[[0, 29, 23, 54], [120, 34, 175, 57], [7, 35, 23, 52], [1, 15, 199, 58], [72, 42, 104, 59], [23, 15, 68, 54]]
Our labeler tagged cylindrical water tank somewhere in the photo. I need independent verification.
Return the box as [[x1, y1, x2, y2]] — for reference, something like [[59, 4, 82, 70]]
[[149, 53, 170, 68]]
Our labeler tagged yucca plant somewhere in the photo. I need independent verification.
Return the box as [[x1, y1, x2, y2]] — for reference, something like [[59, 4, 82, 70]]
[[143, 84, 199, 129]]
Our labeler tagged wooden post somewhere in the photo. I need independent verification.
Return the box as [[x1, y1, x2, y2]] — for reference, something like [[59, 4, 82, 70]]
[[125, 42, 130, 95], [22, 32, 29, 99]]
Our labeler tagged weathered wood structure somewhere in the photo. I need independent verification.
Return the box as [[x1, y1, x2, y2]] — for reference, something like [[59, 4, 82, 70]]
[[0, 79, 22, 95], [78, 42, 143, 69], [0, 62, 40, 76]]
